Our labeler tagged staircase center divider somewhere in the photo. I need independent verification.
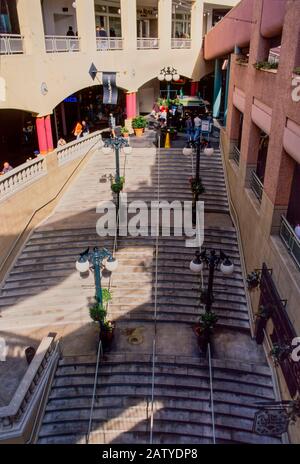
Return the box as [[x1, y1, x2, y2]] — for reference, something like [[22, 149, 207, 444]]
[[85, 134, 130, 444]]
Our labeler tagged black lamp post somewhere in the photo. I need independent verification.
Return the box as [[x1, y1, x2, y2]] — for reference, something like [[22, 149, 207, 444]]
[[190, 249, 235, 312], [157, 66, 180, 127]]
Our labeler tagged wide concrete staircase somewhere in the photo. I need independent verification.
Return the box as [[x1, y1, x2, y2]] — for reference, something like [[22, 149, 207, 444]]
[[0, 137, 282, 444], [37, 354, 280, 444]]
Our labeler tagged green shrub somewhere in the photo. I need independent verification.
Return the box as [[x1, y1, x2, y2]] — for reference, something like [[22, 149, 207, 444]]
[[89, 303, 107, 322], [132, 116, 147, 129]]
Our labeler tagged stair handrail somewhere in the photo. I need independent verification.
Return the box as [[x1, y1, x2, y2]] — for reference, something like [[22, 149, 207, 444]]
[[86, 340, 103, 444], [207, 343, 216, 444], [26, 340, 61, 444], [218, 129, 255, 336], [149, 135, 161, 444]]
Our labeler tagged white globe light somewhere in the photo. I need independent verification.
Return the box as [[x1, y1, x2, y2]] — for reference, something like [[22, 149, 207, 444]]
[[105, 258, 118, 272], [76, 257, 90, 273], [190, 259, 204, 273], [158, 74, 165, 81], [165, 74, 173, 82], [173, 74, 180, 81], [220, 260, 234, 275], [183, 147, 193, 156], [123, 146, 132, 155], [72, 1, 76, 8], [204, 147, 214, 157], [102, 146, 112, 155]]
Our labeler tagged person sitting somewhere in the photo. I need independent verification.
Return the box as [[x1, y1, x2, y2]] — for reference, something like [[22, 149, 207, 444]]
[[57, 137, 67, 148], [1, 162, 13, 175], [66, 26, 75, 37]]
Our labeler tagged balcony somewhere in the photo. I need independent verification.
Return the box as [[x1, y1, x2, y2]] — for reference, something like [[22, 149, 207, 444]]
[[45, 36, 80, 53], [279, 216, 300, 270], [232, 146, 240, 166], [137, 38, 159, 50], [171, 38, 191, 49], [250, 170, 264, 202], [0, 34, 24, 55], [96, 37, 123, 51]]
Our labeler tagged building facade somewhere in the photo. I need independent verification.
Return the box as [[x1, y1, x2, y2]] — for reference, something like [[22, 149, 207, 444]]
[[205, 0, 300, 442]]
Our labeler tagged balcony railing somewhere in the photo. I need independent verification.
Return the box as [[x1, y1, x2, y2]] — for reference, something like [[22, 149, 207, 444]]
[[0, 157, 47, 202], [137, 38, 159, 49], [96, 37, 123, 51], [171, 38, 191, 49], [45, 36, 80, 53], [232, 146, 240, 165], [0, 34, 24, 55], [250, 170, 264, 202], [57, 130, 103, 166], [279, 216, 300, 270]]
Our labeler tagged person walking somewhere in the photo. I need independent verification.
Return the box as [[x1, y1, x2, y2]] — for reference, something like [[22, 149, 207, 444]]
[[82, 121, 90, 137], [185, 116, 193, 142], [109, 113, 116, 138], [73, 121, 83, 140], [193, 114, 202, 142]]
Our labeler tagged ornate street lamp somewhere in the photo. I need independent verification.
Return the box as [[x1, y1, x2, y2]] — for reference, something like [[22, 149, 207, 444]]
[[190, 249, 234, 313], [76, 247, 118, 306], [102, 136, 132, 181], [157, 66, 180, 117]]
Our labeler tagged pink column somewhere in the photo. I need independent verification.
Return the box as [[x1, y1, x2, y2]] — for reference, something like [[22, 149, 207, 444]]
[[190, 81, 199, 97], [36, 117, 48, 155], [45, 115, 54, 152], [126, 92, 137, 119]]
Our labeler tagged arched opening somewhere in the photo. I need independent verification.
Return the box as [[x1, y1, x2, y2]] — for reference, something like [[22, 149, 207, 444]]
[[0, 109, 39, 170], [53, 84, 127, 143]]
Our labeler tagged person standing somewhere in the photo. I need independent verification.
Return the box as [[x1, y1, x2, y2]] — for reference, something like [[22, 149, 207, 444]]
[[82, 121, 90, 137], [1, 162, 13, 175], [193, 114, 202, 142], [66, 26, 75, 37], [109, 113, 116, 138]]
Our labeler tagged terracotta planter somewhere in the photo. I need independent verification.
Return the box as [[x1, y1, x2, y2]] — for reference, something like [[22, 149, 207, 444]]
[[193, 324, 210, 356], [134, 128, 144, 137], [122, 133, 129, 138], [100, 321, 116, 351]]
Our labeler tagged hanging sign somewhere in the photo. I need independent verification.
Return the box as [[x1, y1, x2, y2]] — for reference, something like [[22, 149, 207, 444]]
[[102, 72, 118, 105], [253, 408, 290, 436]]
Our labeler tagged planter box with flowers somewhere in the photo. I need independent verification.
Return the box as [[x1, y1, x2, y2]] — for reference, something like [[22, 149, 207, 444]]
[[89, 288, 116, 351], [193, 312, 218, 356]]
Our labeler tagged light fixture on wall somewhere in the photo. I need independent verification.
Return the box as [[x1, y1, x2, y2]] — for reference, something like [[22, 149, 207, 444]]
[[72, 1, 76, 8]]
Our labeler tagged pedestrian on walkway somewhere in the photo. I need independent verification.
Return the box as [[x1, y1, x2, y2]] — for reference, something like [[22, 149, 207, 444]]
[[185, 116, 193, 142], [1, 162, 13, 175], [66, 26, 75, 37], [57, 137, 67, 148], [73, 121, 83, 140], [193, 114, 202, 142], [82, 121, 90, 137]]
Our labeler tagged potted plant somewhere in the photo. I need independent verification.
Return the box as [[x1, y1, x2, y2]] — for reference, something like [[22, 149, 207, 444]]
[[255, 304, 272, 344], [270, 342, 291, 366], [110, 176, 125, 194], [193, 312, 218, 355], [100, 320, 116, 350], [246, 271, 260, 290], [121, 127, 129, 138], [189, 177, 205, 197], [132, 116, 147, 137]]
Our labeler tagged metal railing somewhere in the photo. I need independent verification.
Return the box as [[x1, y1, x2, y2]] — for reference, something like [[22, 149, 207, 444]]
[[207, 343, 216, 444], [96, 37, 123, 51], [0, 34, 24, 54], [45, 35, 80, 53], [279, 216, 300, 270], [0, 156, 47, 202], [232, 146, 240, 166], [137, 38, 159, 49], [250, 170, 264, 202], [57, 130, 103, 166], [171, 38, 191, 49], [86, 340, 103, 444]]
